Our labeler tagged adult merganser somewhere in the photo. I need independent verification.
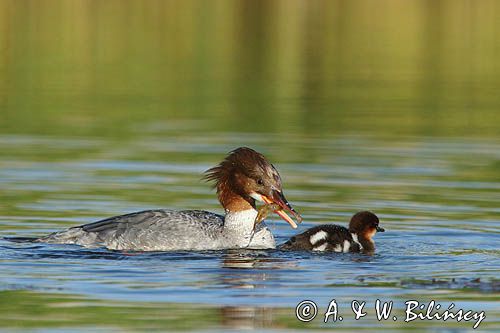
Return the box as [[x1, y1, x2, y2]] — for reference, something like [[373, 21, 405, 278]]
[[279, 211, 384, 254], [20, 147, 302, 251]]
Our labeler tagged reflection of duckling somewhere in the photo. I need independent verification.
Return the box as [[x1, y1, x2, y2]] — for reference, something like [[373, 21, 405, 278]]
[[279, 211, 384, 253]]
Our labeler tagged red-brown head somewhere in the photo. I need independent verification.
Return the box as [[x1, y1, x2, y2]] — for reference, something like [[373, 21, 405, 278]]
[[204, 147, 302, 228], [348, 211, 384, 241]]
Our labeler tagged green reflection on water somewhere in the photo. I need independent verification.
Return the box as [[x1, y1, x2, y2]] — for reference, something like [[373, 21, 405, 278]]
[[0, 290, 219, 330], [1, 290, 498, 331], [0, 290, 304, 331], [1, 1, 500, 331], [1, 0, 500, 138]]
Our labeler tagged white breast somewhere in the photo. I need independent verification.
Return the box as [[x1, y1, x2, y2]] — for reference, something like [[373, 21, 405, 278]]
[[224, 209, 275, 249]]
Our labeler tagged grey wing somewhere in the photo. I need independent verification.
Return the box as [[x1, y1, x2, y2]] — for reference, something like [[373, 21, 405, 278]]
[[76, 210, 165, 242], [87, 209, 224, 236], [104, 210, 225, 250], [40, 209, 225, 250]]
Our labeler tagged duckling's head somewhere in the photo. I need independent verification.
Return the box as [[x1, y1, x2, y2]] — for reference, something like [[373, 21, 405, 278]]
[[348, 211, 384, 242]]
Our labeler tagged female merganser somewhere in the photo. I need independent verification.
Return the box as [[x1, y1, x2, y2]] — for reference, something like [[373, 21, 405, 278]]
[[19, 147, 302, 251], [279, 211, 384, 253]]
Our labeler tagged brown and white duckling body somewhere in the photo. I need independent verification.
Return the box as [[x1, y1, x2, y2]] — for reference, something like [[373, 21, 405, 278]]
[[279, 211, 384, 253]]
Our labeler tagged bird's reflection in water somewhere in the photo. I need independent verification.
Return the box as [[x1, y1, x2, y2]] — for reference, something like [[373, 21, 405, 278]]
[[220, 249, 297, 269], [221, 249, 268, 269], [218, 249, 296, 289], [212, 250, 293, 329], [214, 248, 378, 329], [220, 306, 280, 330]]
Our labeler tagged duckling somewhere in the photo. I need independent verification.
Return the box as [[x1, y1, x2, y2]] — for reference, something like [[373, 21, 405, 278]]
[[278, 211, 384, 253]]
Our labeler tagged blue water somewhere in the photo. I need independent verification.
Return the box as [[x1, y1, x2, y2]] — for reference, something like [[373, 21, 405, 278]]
[[1, 134, 498, 331]]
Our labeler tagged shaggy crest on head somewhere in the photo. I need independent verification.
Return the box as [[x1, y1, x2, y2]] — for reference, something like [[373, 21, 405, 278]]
[[203, 147, 296, 216], [204, 147, 281, 197]]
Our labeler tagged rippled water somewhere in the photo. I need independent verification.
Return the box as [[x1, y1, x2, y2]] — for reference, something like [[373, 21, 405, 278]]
[[2, 0, 500, 331], [1, 134, 499, 331]]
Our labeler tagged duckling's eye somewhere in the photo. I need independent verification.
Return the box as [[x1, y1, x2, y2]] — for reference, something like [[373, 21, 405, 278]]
[[257, 179, 264, 185]]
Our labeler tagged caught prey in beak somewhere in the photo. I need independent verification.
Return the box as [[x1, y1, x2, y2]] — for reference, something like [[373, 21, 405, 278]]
[[256, 190, 302, 229]]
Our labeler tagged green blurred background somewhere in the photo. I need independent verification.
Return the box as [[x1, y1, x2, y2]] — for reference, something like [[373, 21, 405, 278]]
[[1, 0, 499, 138], [1, 1, 500, 332]]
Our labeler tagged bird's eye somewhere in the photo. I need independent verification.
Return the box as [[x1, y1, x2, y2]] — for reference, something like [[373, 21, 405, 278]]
[[257, 179, 264, 185]]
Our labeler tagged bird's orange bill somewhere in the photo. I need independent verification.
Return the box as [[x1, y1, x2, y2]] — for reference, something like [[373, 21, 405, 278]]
[[261, 191, 302, 229]]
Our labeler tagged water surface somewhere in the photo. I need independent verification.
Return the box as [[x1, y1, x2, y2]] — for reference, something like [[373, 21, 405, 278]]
[[1, 134, 499, 331], [1, 0, 499, 332]]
